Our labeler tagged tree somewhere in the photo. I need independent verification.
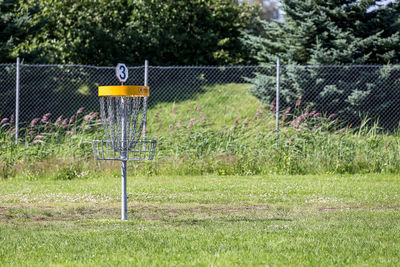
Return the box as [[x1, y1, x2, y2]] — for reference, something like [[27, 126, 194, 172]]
[[16, 0, 258, 66], [0, 0, 44, 62], [244, 0, 400, 65], [244, 0, 400, 129]]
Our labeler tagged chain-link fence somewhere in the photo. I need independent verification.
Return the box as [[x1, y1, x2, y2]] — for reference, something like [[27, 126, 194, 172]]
[[1, 62, 400, 136], [253, 64, 400, 129]]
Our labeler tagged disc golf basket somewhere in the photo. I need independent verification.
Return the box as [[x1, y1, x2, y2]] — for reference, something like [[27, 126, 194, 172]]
[[92, 63, 156, 220]]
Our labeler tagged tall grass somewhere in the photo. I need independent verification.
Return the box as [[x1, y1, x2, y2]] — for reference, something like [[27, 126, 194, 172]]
[[1, 83, 400, 179]]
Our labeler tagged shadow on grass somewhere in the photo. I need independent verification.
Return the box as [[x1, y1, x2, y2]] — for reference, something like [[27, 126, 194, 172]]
[[166, 217, 292, 225]]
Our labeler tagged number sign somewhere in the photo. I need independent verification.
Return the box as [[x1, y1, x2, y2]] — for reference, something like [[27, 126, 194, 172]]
[[116, 63, 128, 83]]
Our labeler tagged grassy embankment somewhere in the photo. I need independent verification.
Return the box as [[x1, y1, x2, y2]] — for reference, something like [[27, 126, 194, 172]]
[[1, 83, 400, 179]]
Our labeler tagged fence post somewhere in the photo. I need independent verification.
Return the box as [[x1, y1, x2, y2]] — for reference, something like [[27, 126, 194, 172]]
[[275, 58, 280, 148], [15, 57, 20, 145], [143, 60, 148, 140]]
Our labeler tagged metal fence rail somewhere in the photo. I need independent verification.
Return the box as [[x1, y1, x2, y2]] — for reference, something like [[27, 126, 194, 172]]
[[1, 61, 400, 143]]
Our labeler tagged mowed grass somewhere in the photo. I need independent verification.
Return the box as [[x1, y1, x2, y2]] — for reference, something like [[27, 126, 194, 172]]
[[1, 174, 400, 266]]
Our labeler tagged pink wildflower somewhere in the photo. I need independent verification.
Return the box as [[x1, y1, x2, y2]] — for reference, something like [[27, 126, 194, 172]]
[[10, 114, 14, 123], [28, 130, 35, 135], [69, 115, 75, 124], [253, 112, 262, 120], [313, 113, 321, 118], [30, 118, 40, 128], [0, 118, 8, 125], [295, 97, 302, 108], [34, 135, 44, 140], [55, 115, 63, 124], [281, 107, 291, 121], [61, 118, 68, 127], [327, 114, 336, 121], [76, 107, 85, 114], [290, 114, 305, 128], [270, 99, 276, 113], [188, 119, 195, 127], [196, 104, 202, 113], [309, 110, 316, 117], [198, 114, 205, 123], [83, 114, 91, 122], [290, 119, 297, 128], [41, 113, 51, 123]]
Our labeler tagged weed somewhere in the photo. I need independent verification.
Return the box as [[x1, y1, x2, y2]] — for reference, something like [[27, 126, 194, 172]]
[[52, 163, 89, 180]]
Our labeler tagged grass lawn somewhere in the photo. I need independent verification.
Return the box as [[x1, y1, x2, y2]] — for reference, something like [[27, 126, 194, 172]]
[[1, 174, 400, 266]]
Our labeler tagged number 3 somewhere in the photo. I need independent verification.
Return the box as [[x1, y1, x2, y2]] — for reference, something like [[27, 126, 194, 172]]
[[119, 65, 126, 80], [116, 63, 128, 82]]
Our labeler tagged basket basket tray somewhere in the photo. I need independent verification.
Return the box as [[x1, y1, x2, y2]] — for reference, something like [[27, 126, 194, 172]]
[[92, 140, 156, 161]]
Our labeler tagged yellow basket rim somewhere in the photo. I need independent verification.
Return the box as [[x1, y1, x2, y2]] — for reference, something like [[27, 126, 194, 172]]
[[98, 85, 149, 97]]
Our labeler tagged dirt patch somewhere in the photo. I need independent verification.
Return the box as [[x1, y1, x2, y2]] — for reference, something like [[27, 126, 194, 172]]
[[0, 205, 120, 222], [319, 205, 400, 212], [0, 204, 272, 223]]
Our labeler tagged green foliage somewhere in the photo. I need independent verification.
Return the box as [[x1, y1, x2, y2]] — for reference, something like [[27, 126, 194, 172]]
[[244, 1, 400, 128], [52, 163, 88, 180], [14, 0, 257, 65], [0, 0, 44, 62]]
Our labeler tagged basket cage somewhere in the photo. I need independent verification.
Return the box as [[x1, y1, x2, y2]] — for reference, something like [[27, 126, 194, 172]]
[[92, 140, 156, 161], [92, 95, 156, 161]]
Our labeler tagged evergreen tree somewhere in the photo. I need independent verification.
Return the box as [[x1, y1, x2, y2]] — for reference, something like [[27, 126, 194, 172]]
[[244, 0, 400, 65], [244, 0, 400, 129], [0, 0, 43, 62]]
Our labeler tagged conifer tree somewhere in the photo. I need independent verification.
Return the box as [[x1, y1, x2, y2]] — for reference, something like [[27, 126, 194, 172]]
[[244, 0, 400, 65], [244, 0, 400, 128]]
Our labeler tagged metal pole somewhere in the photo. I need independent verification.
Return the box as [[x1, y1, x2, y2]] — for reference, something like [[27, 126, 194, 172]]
[[121, 96, 128, 220], [275, 58, 280, 148], [121, 159, 127, 220], [15, 57, 20, 145], [144, 60, 148, 87], [143, 60, 148, 140]]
